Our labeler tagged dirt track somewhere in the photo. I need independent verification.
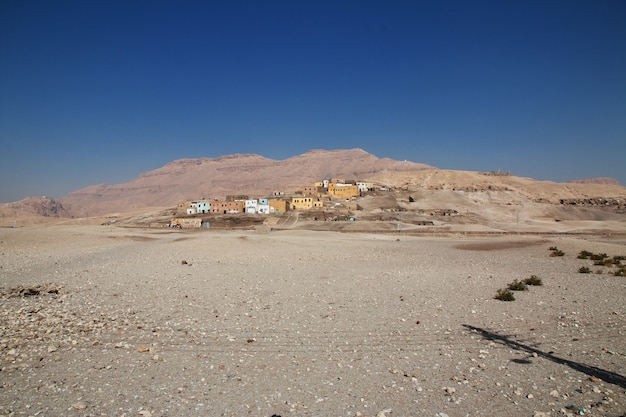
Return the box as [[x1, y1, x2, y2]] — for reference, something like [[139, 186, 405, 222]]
[[1, 225, 625, 417]]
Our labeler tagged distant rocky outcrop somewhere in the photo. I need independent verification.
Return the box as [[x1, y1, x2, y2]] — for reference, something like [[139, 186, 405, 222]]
[[567, 178, 621, 186], [59, 149, 434, 217], [1, 197, 69, 218], [559, 197, 626, 211]]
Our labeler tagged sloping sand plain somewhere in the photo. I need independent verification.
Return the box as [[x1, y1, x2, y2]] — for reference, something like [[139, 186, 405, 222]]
[[1, 225, 625, 417]]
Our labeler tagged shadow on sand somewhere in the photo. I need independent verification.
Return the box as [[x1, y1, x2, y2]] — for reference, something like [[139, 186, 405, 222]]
[[463, 324, 626, 389]]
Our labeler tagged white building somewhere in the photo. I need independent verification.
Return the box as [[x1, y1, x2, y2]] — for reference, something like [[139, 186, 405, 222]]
[[196, 200, 211, 214], [356, 182, 368, 192], [257, 200, 270, 214], [245, 199, 258, 214]]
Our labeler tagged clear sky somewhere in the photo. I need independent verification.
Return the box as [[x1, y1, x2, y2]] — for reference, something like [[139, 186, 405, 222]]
[[1, 0, 625, 202]]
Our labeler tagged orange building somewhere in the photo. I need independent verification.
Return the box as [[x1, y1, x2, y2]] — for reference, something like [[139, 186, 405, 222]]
[[210, 200, 244, 214], [269, 199, 288, 214], [302, 186, 322, 197]]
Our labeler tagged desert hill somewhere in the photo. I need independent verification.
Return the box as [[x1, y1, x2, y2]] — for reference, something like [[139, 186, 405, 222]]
[[2, 149, 625, 233], [58, 149, 432, 217], [368, 169, 626, 202], [0, 197, 69, 226]]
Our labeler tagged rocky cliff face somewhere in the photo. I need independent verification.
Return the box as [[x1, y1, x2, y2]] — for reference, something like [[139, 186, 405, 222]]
[[59, 149, 433, 217]]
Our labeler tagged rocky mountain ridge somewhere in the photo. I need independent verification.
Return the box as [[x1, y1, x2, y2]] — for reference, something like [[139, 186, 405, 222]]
[[2, 148, 624, 220], [57, 149, 433, 217]]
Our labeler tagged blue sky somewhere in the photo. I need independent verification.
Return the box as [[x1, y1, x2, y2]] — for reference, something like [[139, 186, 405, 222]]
[[1, 0, 625, 202]]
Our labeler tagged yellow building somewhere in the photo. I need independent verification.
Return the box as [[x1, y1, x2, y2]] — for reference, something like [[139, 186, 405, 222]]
[[291, 197, 313, 210], [328, 183, 360, 199], [290, 197, 324, 210]]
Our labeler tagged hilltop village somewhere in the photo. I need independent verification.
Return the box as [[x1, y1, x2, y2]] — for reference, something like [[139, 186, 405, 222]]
[[171, 179, 377, 228]]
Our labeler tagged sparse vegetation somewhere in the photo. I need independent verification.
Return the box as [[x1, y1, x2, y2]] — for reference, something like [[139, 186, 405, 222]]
[[577, 250, 626, 276], [495, 288, 515, 301], [550, 248, 564, 257], [522, 275, 543, 286], [507, 279, 528, 291], [496, 276, 543, 302]]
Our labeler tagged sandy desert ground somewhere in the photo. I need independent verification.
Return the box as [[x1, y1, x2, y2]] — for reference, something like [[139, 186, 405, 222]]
[[1, 225, 625, 417]]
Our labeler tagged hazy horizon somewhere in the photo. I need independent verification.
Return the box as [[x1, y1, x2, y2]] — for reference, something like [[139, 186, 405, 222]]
[[2, 1, 625, 203]]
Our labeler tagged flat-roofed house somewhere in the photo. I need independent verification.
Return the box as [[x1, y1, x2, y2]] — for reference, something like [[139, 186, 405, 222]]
[[269, 199, 288, 214], [210, 200, 244, 214]]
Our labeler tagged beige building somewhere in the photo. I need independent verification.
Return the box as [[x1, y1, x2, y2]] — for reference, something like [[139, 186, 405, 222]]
[[225, 195, 248, 202], [176, 202, 192, 215], [170, 218, 202, 228]]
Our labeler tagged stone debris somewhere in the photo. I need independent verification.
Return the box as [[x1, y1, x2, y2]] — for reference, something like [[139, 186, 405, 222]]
[[1, 283, 63, 298], [1, 228, 625, 416]]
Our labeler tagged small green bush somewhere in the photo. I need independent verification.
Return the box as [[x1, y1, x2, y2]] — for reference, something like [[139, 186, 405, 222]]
[[549, 246, 558, 251], [578, 266, 591, 274], [495, 288, 515, 301], [507, 279, 528, 291], [523, 275, 543, 286], [577, 250, 593, 259], [590, 253, 608, 261], [550, 249, 565, 257]]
